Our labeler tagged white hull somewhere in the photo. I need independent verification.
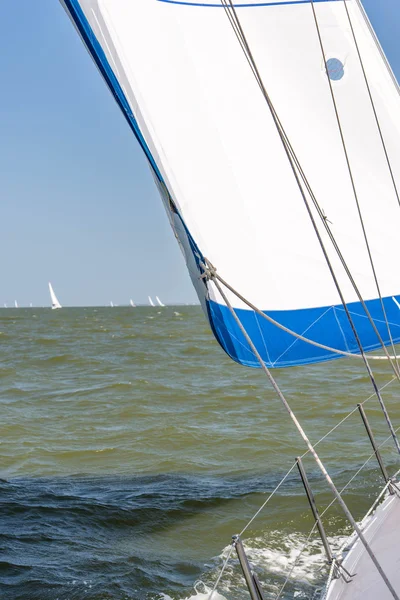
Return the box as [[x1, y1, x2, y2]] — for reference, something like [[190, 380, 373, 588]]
[[324, 490, 400, 599]]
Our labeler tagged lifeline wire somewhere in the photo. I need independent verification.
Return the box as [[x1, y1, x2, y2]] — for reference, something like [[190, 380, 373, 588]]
[[207, 376, 397, 599], [209, 264, 400, 456], [274, 413, 400, 598]]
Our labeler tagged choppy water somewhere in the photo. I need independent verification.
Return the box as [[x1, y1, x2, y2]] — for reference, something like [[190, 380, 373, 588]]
[[0, 306, 399, 600]]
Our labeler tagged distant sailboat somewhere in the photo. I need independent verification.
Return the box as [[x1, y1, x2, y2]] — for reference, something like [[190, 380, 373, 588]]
[[14, 300, 18, 308], [4, 304, 7, 308], [48, 282, 62, 310], [148, 296, 155, 307], [29, 303, 33, 308], [130, 299, 136, 307], [156, 296, 165, 307], [110, 301, 114, 308]]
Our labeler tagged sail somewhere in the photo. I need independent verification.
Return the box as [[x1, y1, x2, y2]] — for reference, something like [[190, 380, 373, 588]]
[[110, 301, 114, 307], [49, 282, 62, 310], [14, 301, 18, 309], [156, 296, 165, 307], [61, 0, 400, 367], [148, 296, 155, 307], [130, 299, 136, 307]]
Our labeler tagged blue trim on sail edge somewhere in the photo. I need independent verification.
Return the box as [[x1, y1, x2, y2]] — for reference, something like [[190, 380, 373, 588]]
[[158, 0, 339, 7], [206, 295, 400, 368]]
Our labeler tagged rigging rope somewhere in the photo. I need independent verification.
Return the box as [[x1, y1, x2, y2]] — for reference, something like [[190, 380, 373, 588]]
[[310, 0, 400, 391], [207, 542, 235, 600], [341, 0, 400, 210], [207, 375, 397, 600], [217, 0, 400, 456], [206, 265, 398, 362], [208, 261, 400, 456], [219, 0, 400, 387]]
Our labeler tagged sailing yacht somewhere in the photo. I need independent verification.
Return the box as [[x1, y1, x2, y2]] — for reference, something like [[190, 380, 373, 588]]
[[48, 282, 62, 310], [155, 296, 165, 307], [110, 301, 114, 307], [61, 1, 400, 598], [148, 296, 155, 307], [14, 301, 18, 308], [129, 299, 136, 307]]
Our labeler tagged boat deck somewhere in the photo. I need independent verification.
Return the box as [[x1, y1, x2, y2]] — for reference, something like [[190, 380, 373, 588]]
[[325, 492, 400, 600]]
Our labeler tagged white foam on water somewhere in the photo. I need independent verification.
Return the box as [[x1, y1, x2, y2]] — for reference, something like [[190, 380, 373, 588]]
[[241, 531, 349, 583]]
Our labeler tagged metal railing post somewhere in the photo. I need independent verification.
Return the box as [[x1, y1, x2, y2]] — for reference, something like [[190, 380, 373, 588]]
[[296, 457, 333, 563]]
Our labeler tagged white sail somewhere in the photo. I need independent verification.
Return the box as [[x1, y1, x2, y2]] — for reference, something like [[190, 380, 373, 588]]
[[48, 282, 62, 310], [60, 0, 400, 368], [130, 299, 136, 307], [148, 296, 155, 307], [155, 296, 165, 307], [14, 300, 18, 308], [4, 304, 7, 308], [110, 301, 114, 307]]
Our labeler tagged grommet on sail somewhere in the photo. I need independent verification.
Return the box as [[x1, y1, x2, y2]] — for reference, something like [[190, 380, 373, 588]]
[[59, 0, 400, 369]]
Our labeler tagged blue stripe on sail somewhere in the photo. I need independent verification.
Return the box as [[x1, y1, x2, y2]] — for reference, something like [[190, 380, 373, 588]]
[[157, 0, 339, 7], [206, 295, 400, 368]]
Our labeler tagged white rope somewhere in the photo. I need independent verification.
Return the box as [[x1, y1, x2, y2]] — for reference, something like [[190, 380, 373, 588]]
[[239, 462, 298, 537], [274, 521, 319, 600], [274, 421, 400, 600], [210, 274, 399, 599], [207, 542, 235, 600], [209, 269, 400, 362], [319, 420, 400, 522], [299, 377, 396, 460]]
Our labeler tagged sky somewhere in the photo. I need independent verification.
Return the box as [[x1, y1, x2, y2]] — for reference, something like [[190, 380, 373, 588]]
[[0, 1, 399, 307]]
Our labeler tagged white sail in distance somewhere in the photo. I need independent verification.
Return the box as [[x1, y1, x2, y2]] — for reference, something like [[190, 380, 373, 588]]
[[110, 301, 114, 307], [48, 282, 62, 310], [14, 300, 18, 308], [156, 296, 165, 307], [130, 299, 136, 307], [61, 0, 400, 368], [148, 296, 155, 307]]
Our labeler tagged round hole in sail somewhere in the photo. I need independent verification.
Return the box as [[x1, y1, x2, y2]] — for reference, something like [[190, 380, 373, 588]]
[[326, 57, 344, 81]]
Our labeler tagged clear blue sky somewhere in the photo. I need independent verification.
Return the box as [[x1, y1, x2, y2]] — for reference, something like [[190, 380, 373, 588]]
[[0, 1, 399, 306]]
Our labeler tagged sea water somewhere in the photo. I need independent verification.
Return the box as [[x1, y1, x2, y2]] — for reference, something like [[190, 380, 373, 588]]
[[0, 306, 398, 599]]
